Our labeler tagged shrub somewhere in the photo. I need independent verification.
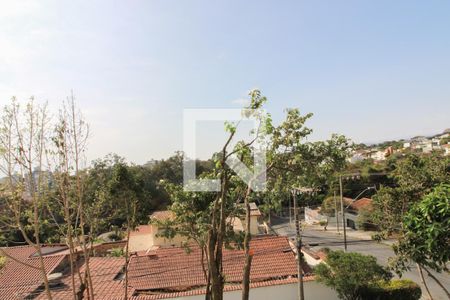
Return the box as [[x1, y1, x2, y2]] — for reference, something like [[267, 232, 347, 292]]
[[109, 248, 124, 257], [108, 232, 123, 241], [359, 279, 421, 300], [315, 250, 392, 300]]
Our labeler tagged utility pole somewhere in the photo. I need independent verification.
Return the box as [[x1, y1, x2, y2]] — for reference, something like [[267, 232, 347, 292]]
[[339, 175, 347, 251], [334, 191, 339, 234], [292, 190, 305, 300]]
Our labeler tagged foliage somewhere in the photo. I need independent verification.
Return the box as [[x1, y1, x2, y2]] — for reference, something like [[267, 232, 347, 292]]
[[358, 279, 421, 300], [320, 196, 348, 217], [390, 184, 450, 274], [356, 207, 377, 231], [315, 250, 392, 300], [0, 255, 5, 269], [109, 248, 124, 257], [371, 154, 449, 236], [440, 136, 450, 145], [107, 232, 123, 242]]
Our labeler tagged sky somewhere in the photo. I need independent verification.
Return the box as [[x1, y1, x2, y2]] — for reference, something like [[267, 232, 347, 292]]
[[1, 0, 449, 164]]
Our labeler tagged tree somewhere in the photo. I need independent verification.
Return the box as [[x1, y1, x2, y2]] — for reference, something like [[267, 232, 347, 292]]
[[155, 181, 239, 300], [51, 95, 93, 300], [389, 184, 450, 299], [158, 90, 350, 300], [107, 161, 139, 300], [0, 97, 54, 299], [315, 250, 392, 300], [0, 95, 95, 300], [371, 154, 449, 237]]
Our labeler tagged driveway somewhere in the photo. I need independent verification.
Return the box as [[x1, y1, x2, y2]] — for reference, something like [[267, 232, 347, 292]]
[[270, 215, 450, 300]]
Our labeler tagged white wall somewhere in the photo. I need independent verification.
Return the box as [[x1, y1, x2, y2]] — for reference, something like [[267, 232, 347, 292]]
[[128, 233, 154, 252], [167, 281, 338, 300], [249, 215, 259, 235]]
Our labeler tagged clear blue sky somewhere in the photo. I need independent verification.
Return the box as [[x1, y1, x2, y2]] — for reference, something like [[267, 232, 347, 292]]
[[1, 1, 449, 164]]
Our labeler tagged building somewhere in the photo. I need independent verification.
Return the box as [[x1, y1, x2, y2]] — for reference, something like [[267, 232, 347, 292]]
[[0, 236, 339, 299], [345, 197, 373, 230], [442, 144, 450, 156], [348, 150, 370, 163], [307, 197, 373, 230], [0, 245, 68, 300], [248, 202, 263, 235], [129, 203, 264, 252], [128, 210, 188, 252]]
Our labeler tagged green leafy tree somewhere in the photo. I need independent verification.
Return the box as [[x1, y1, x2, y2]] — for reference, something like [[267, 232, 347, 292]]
[[372, 154, 449, 237], [389, 184, 450, 299], [315, 250, 392, 300], [161, 90, 350, 300]]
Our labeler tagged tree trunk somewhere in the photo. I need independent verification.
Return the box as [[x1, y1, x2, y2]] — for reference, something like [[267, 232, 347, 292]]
[[200, 246, 211, 300], [208, 229, 223, 300], [124, 222, 131, 300], [417, 263, 433, 300], [241, 184, 253, 300]]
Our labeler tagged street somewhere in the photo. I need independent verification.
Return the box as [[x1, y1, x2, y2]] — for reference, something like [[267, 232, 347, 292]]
[[271, 216, 450, 300]]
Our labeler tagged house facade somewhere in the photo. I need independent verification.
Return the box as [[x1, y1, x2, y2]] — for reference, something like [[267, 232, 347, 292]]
[[306, 197, 373, 230]]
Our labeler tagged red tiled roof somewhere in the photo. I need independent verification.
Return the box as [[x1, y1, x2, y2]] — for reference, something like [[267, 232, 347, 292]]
[[0, 245, 67, 300], [249, 202, 262, 216], [0, 237, 312, 299], [128, 235, 311, 299], [34, 257, 132, 300], [349, 197, 372, 211]]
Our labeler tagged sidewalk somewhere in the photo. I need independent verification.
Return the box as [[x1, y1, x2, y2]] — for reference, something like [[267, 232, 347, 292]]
[[307, 224, 396, 246]]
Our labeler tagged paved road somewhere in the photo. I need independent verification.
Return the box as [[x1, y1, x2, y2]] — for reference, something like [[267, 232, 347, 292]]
[[271, 216, 450, 300]]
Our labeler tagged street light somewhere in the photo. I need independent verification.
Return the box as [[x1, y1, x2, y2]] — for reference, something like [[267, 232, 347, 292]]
[[340, 183, 375, 252]]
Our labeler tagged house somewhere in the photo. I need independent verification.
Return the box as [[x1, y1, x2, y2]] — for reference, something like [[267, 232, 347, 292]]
[[442, 144, 450, 156], [0, 244, 68, 300], [344, 197, 373, 230], [369, 149, 387, 161], [306, 197, 373, 230], [128, 210, 187, 252], [348, 150, 370, 163], [129, 203, 265, 252], [0, 236, 339, 299], [126, 235, 337, 300]]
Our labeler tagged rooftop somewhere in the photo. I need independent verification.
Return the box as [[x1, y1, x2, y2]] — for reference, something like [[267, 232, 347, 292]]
[[349, 197, 373, 211], [0, 236, 309, 299], [128, 235, 312, 299], [0, 245, 67, 300]]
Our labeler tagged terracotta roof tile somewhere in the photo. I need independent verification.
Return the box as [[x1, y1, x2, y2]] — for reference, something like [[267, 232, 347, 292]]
[[128, 235, 308, 299], [249, 202, 262, 216], [349, 197, 372, 211], [34, 257, 131, 300], [0, 245, 67, 300], [0, 236, 311, 299]]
